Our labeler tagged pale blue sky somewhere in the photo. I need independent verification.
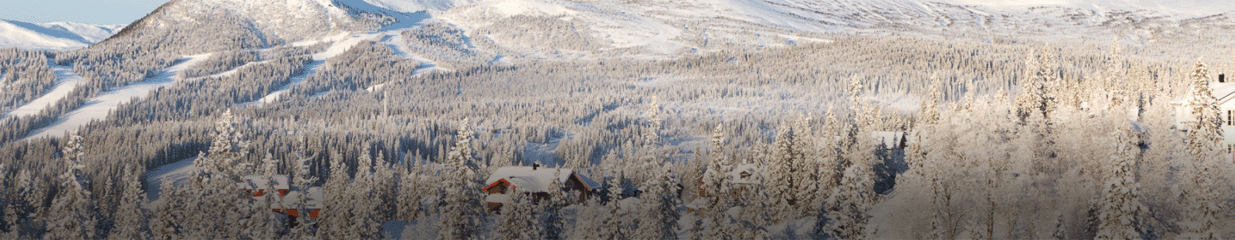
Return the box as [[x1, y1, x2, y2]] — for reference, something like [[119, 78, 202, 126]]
[[0, 0, 170, 25]]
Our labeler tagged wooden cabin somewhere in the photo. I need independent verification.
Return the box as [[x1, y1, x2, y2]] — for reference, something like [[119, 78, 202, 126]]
[[482, 164, 600, 213]]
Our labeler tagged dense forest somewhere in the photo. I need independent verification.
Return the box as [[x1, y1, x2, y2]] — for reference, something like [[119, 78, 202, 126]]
[[0, 23, 1233, 239]]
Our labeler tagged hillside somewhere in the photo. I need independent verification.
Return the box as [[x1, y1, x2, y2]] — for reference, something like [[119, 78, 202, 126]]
[[0, 20, 123, 50]]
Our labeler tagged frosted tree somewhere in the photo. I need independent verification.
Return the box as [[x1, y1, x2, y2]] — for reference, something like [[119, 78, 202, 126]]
[[319, 153, 351, 238], [701, 124, 734, 238], [1178, 59, 1224, 240], [1094, 129, 1143, 240], [541, 171, 566, 240], [634, 163, 680, 240], [1185, 59, 1222, 159], [643, 96, 662, 145], [151, 177, 183, 240], [438, 118, 486, 240], [570, 198, 608, 240], [495, 192, 539, 240], [766, 123, 798, 222], [247, 175, 284, 239], [202, 109, 250, 176], [109, 165, 150, 240], [45, 132, 96, 240], [603, 173, 628, 240], [397, 166, 425, 221], [347, 146, 381, 239], [826, 165, 871, 240], [260, 152, 278, 176], [1016, 47, 1058, 122]]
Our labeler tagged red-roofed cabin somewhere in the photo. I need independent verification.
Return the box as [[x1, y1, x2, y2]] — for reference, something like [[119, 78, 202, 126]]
[[238, 175, 290, 197], [482, 164, 599, 213]]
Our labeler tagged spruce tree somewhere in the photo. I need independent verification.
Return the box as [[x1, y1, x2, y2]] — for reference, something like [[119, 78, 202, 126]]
[[45, 132, 96, 240], [1179, 59, 1224, 240], [603, 173, 627, 240], [701, 124, 734, 238], [634, 163, 680, 240], [1094, 129, 1143, 240], [437, 118, 486, 240], [108, 165, 151, 240], [494, 192, 539, 240], [541, 171, 566, 240]]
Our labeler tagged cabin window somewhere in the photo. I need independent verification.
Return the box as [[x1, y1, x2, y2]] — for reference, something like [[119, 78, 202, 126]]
[[1229, 110, 1233, 126]]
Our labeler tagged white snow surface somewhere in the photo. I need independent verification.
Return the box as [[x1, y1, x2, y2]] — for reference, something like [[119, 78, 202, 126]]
[[25, 54, 211, 140], [3, 63, 85, 119], [145, 156, 199, 205], [0, 20, 123, 50]]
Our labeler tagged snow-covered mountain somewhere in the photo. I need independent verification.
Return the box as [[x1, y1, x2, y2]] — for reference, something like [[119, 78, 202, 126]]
[[0, 20, 123, 50]]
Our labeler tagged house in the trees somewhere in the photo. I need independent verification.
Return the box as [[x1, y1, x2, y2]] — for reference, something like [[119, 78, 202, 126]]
[[237, 175, 322, 227], [237, 175, 290, 197], [482, 164, 600, 213], [696, 161, 763, 198], [1170, 73, 1235, 152], [276, 186, 323, 227]]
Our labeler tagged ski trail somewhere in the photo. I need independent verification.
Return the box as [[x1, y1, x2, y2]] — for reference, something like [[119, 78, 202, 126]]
[[24, 54, 210, 140], [3, 62, 85, 119]]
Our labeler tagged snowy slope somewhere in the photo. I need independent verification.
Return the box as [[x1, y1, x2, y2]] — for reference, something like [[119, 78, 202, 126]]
[[2, 63, 85, 119], [0, 20, 123, 50], [24, 54, 210, 140]]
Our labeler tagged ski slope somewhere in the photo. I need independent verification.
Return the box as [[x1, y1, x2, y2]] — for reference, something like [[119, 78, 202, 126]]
[[3, 63, 85, 119], [24, 54, 211, 140], [145, 156, 198, 205]]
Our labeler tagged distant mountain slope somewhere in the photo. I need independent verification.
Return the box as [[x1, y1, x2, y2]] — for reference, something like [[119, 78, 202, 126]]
[[0, 20, 123, 50]]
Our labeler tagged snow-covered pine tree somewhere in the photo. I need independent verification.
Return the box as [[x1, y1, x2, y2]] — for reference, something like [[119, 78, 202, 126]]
[[205, 109, 250, 176], [541, 171, 567, 240], [826, 164, 871, 240], [494, 192, 539, 240], [603, 172, 627, 240], [643, 96, 662, 145], [1094, 129, 1143, 240], [151, 177, 183, 240], [437, 118, 486, 240], [793, 114, 822, 217], [571, 198, 608, 240], [45, 132, 96, 239], [767, 123, 797, 222], [260, 152, 278, 176], [109, 165, 150, 240], [634, 163, 681, 240], [1178, 58, 1224, 240], [1185, 59, 1223, 160], [397, 165, 424, 221], [247, 174, 284, 239], [319, 152, 351, 239], [348, 146, 381, 239], [701, 124, 734, 239], [374, 152, 398, 222]]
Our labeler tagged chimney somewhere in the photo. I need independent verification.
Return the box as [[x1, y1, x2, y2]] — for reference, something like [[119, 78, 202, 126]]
[[1221, 73, 1226, 83]]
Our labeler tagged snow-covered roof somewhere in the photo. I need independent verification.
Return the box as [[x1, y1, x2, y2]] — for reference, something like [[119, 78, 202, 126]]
[[1170, 82, 1235, 105], [731, 164, 762, 184], [483, 166, 599, 193], [237, 175, 290, 190], [278, 186, 324, 209]]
